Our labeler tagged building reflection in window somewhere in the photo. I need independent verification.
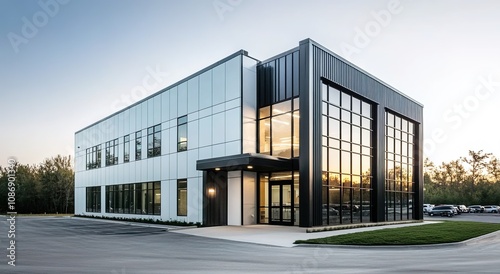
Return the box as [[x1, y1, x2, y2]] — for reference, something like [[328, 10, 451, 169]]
[[321, 82, 373, 226], [258, 98, 299, 158], [385, 112, 416, 221]]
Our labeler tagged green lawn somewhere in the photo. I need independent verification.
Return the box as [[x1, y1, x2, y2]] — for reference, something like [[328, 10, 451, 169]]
[[295, 221, 500, 245]]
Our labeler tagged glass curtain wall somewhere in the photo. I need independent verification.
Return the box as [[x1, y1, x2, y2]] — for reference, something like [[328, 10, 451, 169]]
[[385, 112, 416, 221], [257, 51, 300, 159], [259, 98, 300, 158], [321, 82, 373, 225], [106, 182, 161, 215], [257, 51, 300, 225]]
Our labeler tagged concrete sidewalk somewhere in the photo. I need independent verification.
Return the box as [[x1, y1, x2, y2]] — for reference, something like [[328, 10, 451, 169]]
[[172, 221, 437, 247]]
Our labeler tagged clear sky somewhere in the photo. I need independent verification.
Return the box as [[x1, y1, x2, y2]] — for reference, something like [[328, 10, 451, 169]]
[[1, 0, 500, 167]]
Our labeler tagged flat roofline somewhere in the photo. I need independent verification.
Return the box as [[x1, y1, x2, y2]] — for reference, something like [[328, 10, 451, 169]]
[[76, 50, 257, 134], [258, 46, 299, 65], [301, 38, 423, 108]]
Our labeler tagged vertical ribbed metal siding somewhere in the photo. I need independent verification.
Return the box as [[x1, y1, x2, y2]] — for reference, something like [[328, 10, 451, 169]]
[[311, 46, 423, 122]]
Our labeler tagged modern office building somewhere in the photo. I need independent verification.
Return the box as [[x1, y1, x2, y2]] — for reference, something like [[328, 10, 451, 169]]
[[75, 39, 423, 227]]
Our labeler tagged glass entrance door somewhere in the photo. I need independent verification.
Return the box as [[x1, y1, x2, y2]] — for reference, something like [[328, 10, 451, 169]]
[[270, 181, 293, 225]]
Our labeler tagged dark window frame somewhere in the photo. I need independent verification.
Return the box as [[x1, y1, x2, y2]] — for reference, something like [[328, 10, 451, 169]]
[[85, 145, 102, 170], [177, 116, 188, 152], [384, 111, 417, 222], [147, 124, 161, 158], [135, 131, 142, 160], [105, 138, 119, 166], [106, 182, 161, 215], [177, 179, 187, 216], [124, 135, 130, 163], [320, 82, 374, 226], [86, 186, 101, 212]]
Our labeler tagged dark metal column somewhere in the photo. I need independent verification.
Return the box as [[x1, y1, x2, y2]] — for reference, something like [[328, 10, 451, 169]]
[[298, 39, 313, 227]]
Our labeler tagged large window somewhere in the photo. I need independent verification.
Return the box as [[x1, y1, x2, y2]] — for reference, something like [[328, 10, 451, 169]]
[[135, 131, 142, 160], [106, 182, 161, 215], [86, 186, 101, 212], [85, 145, 102, 170], [177, 116, 187, 152], [147, 124, 161, 157], [258, 98, 300, 158], [105, 139, 119, 166], [124, 135, 130, 163], [385, 112, 417, 221], [177, 179, 187, 216], [321, 82, 373, 225], [257, 51, 300, 158]]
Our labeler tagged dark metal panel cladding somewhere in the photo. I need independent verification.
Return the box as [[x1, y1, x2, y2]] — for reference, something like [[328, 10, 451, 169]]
[[310, 43, 422, 123], [298, 41, 313, 227], [311, 46, 324, 226], [304, 39, 424, 224], [374, 104, 386, 222]]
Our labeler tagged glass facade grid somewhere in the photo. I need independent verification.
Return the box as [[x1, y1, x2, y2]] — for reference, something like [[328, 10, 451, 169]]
[[321, 82, 373, 226], [385, 112, 416, 221], [258, 98, 300, 158], [106, 182, 161, 215]]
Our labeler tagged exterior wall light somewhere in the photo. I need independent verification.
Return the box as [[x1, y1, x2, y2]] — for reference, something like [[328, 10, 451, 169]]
[[208, 188, 216, 196], [215, 167, 221, 171], [247, 165, 253, 169]]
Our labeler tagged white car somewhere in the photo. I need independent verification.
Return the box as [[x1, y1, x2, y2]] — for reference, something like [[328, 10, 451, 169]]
[[483, 205, 500, 213], [423, 204, 434, 213]]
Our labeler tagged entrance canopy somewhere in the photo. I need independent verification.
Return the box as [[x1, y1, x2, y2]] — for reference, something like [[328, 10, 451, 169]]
[[196, 153, 298, 172]]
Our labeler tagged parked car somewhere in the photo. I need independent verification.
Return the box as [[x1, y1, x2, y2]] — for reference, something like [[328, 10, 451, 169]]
[[423, 204, 434, 214], [456, 205, 468, 213], [483, 205, 500, 213], [428, 205, 455, 217], [452, 205, 461, 215], [468, 205, 484, 213]]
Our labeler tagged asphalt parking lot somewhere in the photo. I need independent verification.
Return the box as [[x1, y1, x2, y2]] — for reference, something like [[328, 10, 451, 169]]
[[1, 216, 500, 273], [424, 212, 500, 223]]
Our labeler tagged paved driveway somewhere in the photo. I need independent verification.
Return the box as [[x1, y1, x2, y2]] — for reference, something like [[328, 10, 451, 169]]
[[1, 216, 500, 273]]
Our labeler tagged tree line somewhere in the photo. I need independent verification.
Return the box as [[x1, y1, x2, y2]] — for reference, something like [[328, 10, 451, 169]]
[[424, 150, 500, 205], [0, 155, 74, 214], [1, 150, 498, 214]]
